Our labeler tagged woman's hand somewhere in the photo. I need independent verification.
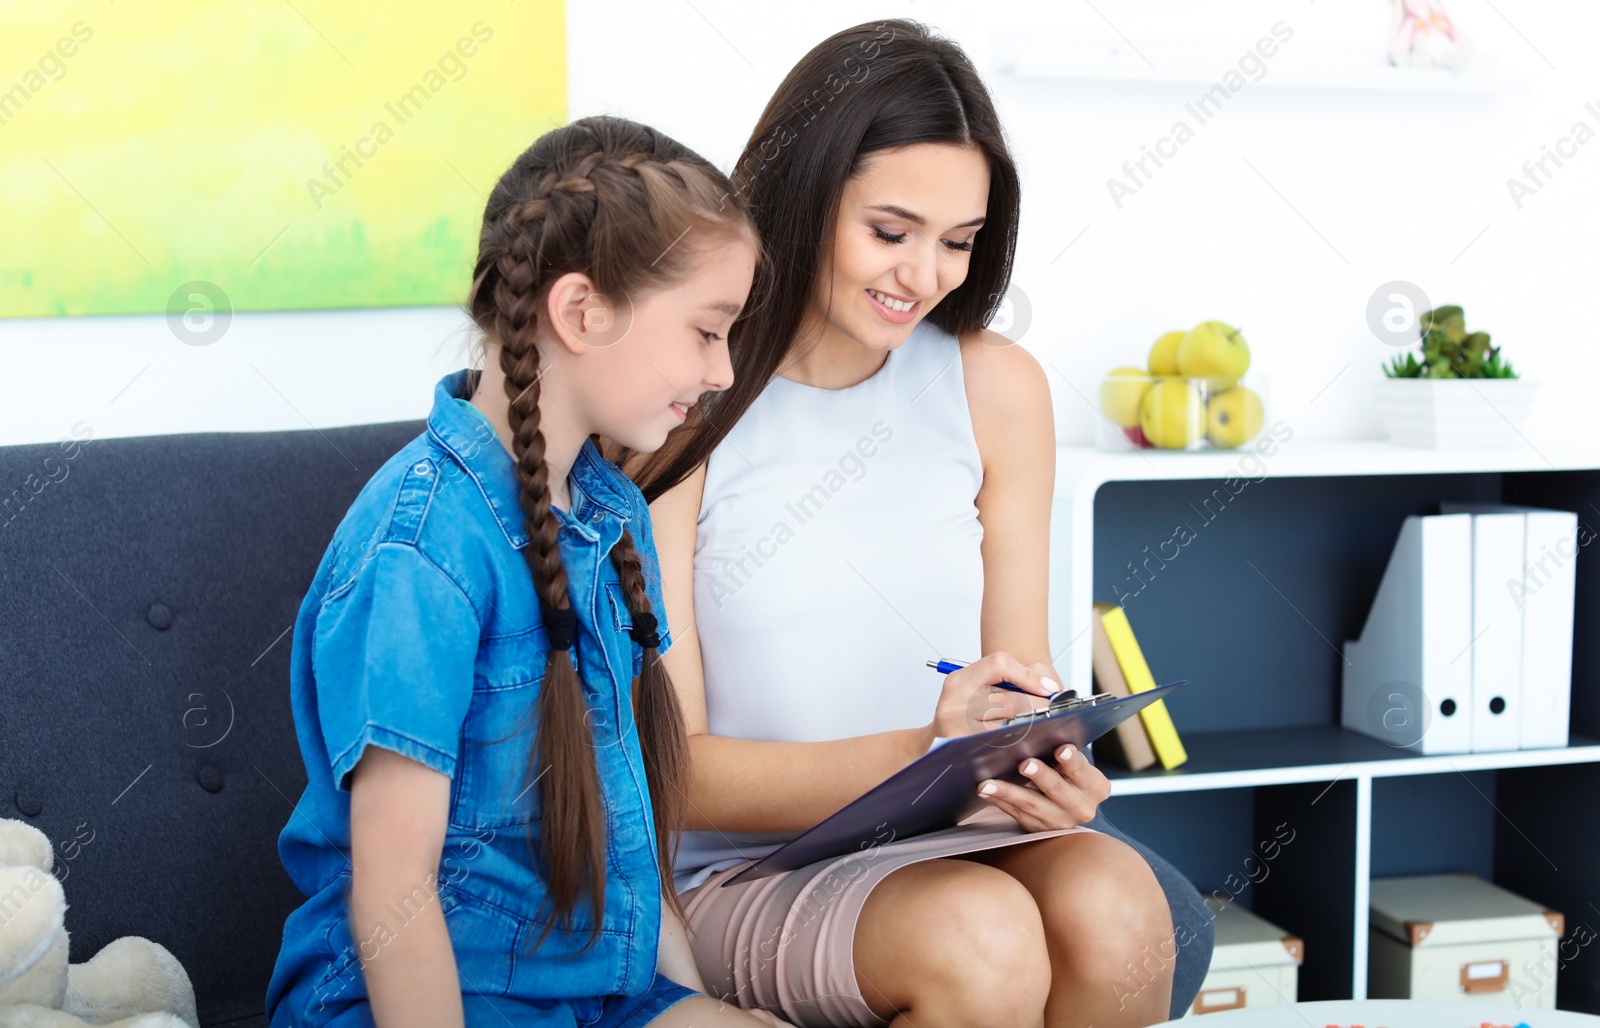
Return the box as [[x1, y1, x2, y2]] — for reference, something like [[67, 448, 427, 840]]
[[921, 652, 1113, 830], [927, 652, 1060, 740], [977, 741, 1112, 831]]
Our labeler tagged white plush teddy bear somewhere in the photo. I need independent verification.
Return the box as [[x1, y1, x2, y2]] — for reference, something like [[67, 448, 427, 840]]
[[0, 818, 196, 1028]]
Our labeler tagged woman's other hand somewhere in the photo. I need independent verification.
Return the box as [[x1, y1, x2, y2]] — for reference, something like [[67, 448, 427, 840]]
[[977, 741, 1113, 830]]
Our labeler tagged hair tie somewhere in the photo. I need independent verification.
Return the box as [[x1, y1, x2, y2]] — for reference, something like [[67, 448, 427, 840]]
[[628, 610, 660, 650], [543, 605, 578, 651]]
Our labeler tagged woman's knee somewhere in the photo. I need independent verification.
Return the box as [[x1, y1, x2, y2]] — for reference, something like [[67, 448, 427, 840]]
[[855, 859, 1052, 1019], [1036, 834, 1176, 973]]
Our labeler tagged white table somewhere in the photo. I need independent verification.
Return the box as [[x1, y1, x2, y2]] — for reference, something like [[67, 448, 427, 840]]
[[1151, 999, 1600, 1026]]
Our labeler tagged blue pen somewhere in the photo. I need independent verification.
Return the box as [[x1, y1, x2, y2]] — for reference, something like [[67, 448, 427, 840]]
[[925, 658, 1065, 699]]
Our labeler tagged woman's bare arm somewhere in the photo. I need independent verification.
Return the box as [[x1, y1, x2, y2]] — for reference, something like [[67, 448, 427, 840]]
[[961, 328, 1062, 682], [349, 747, 464, 1028], [955, 327, 1116, 831]]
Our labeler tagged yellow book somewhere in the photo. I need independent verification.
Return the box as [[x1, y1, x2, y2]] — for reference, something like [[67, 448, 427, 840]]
[[1094, 601, 1188, 769]]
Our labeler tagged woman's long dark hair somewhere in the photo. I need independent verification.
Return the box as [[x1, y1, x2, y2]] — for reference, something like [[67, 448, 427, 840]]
[[463, 115, 755, 952], [626, 18, 1021, 501]]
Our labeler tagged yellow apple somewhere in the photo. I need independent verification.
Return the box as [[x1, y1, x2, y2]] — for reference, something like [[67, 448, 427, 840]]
[[1099, 367, 1153, 428], [1206, 386, 1265, 448], [1139, 378, 1204, 449], [1177, 321, 1250, 389], [1147, 330, 1187, 376]]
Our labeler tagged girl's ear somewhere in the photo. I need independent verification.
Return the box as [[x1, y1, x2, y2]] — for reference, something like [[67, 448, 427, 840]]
[[546, 271, 629, 355]]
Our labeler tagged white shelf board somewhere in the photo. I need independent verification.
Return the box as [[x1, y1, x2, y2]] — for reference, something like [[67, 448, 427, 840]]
[[995, 62, 1516, 95], [992, 35, 1519, 95], [1100, 726, 1600, 797], [1056, 438, 1597, 502]]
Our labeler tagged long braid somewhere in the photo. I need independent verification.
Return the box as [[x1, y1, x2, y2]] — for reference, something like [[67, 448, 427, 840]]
[[463, 116, 756, 955], [501, 337, 609, 953], [608, 528, 690, 925]]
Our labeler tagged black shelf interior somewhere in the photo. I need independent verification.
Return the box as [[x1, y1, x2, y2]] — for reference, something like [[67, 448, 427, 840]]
[[1089, 469, 1600, 740], [1103, 781, 1361, 1002]]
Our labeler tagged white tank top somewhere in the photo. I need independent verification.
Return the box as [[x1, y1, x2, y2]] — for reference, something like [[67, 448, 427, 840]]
[[672, 319, 986, 893]]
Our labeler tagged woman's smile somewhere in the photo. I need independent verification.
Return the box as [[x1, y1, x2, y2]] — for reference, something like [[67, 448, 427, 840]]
[[867, 287, 921, 323]]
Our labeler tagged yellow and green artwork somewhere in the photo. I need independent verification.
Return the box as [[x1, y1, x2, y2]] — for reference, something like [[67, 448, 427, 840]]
[[0, 2, 567, 317]]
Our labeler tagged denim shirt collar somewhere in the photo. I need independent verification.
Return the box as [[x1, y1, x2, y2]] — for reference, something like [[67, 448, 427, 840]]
[[427, 369, 634, 550]]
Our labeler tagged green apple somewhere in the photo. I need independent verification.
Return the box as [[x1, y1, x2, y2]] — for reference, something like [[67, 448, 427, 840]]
[[1177, 321, 1250, 389], [1139, 378, 1204, 449], [1147, 330, 1187, 376], [1099, 367, 1153, 428], [1206, 386, 1264, 448]]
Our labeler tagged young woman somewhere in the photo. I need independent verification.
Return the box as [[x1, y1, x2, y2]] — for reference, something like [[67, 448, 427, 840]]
[[623, 23, 1211, 1028], [265, 116, 795, 1027]]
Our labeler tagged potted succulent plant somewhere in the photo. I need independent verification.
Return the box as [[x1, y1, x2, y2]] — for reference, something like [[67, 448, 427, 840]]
[[1375, 305, 1537, 448]]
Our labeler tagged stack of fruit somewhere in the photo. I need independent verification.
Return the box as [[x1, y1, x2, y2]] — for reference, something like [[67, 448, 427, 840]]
[[1097, 321, 1266, 451]]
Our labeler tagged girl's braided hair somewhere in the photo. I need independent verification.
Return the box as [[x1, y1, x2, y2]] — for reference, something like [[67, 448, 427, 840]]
[[465, 115, 754, 952]]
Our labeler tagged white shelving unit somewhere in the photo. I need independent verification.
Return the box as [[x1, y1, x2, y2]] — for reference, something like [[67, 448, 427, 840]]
[[991, 34, 1521, 95], [1047, 438, 1600, 1006]]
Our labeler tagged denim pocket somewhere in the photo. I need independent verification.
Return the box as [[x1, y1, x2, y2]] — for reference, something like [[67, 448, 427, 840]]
[[502, 887, 632, 1000], [439, 880, 519, 997], [305, 876, 522, 1010], [307, 874, 362, 1018], [605, 581, 643, 678], [450, 646, 543, 832], [605, 581, 634, 633]]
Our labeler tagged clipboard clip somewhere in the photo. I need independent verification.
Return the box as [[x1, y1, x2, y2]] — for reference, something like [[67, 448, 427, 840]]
[[1000, 689, 1117, 728]]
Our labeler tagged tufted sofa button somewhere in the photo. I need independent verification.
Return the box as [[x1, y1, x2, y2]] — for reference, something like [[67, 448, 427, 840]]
[[197, 766, 225, 793], [15, 788, 43, 817], [147, 604, 174, 630]]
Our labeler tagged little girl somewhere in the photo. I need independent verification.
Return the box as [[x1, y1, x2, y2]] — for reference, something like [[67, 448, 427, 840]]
[[265, 115, 784, 1027]]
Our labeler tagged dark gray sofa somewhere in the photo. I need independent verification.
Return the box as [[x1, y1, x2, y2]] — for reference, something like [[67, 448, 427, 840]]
[[0, 422, 1211, 1026]]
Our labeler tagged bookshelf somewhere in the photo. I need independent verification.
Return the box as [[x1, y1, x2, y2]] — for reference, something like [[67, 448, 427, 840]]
[[1049, 438, 1600, 1013]]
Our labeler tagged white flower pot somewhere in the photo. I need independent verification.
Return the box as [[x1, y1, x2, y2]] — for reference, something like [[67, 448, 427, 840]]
[[1374, 378, 1538, 448]]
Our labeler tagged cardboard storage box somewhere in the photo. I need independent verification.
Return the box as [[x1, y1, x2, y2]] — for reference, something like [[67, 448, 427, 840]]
[[1368, 872, 1564, 1009], [1191, 896, 1303, 1015]]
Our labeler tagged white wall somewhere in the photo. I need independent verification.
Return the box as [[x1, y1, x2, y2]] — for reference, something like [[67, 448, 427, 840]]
[[4, 0, 1596, 449]]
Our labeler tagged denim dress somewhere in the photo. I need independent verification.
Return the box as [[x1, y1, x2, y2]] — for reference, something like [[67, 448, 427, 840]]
[[266, 370, 694, 1027]]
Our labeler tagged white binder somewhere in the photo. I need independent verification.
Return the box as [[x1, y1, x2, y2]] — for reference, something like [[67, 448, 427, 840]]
[[1442, 502, 1578, 749], [1520, 507, 1579, 748], [1342, 514, 1474, 754], [1463, 508, 1524, 752]]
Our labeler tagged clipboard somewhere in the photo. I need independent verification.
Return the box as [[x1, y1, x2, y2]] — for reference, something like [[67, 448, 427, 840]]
[[722, 680, 1187, 886]]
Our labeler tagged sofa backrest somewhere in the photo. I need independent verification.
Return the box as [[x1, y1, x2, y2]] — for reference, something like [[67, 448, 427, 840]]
[[0, 420, 423, 1025]]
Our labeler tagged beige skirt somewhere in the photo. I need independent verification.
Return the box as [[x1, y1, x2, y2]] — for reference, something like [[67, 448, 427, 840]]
[[677, 806, 1099, 1028]]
